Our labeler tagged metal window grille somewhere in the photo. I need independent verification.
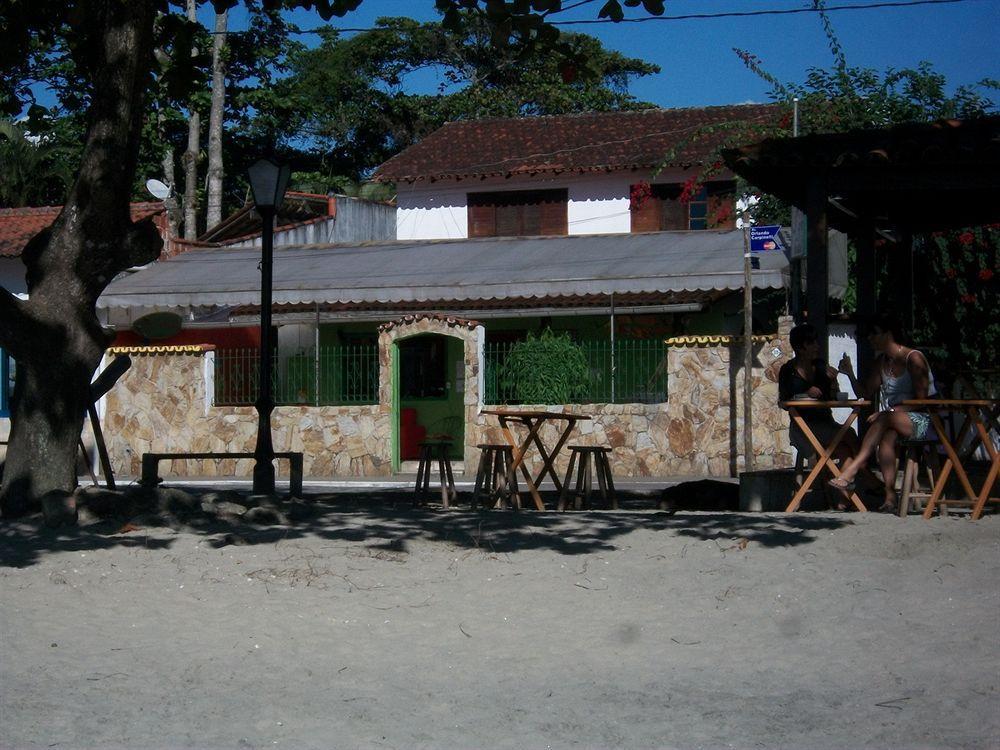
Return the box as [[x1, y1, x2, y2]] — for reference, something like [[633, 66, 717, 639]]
[[214, 345, 379, 406], [484, 339, 667, 405]]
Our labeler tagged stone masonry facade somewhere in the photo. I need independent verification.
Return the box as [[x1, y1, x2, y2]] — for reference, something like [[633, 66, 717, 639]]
[[99, 316, 793, 481]]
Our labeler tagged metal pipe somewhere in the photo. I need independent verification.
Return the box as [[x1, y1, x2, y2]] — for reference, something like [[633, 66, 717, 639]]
[[610, 292, 616, 404], [314, 302, 321, 407], [252, 207, 276, 495]]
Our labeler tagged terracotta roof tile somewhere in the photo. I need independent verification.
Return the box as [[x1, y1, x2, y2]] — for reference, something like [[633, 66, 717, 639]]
[[0, 202, 166, 258], [374, 104, 783, 183]]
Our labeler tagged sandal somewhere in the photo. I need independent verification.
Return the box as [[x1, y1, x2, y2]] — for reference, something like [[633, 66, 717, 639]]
[[877, 493, 898, 514], [827, 477, 855, 492]]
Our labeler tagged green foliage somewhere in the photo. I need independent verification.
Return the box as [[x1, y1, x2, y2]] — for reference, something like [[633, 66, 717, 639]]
[[499, 329, 589, 405], [1, 1, 662, 210], [276, 11, 659, 181], [0, 120, 74, 207], [913, 227, 999, 382], [729, 3, 998, 375]]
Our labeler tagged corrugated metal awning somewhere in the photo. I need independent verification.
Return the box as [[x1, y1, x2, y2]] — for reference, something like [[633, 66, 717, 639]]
[[98, 230, 786, 312]]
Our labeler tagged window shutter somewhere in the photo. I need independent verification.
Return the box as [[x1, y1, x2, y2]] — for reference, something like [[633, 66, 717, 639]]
[[468, 202, 495, 238], [468, 188, 566, 237], [630, 196, 662, 233], [496, 204, 521, 236], [661, 198, 687, 230], [538, 193, 567, 235]]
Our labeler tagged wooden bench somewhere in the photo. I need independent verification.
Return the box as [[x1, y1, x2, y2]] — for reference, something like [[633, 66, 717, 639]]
[[140, 452, 304, 496]]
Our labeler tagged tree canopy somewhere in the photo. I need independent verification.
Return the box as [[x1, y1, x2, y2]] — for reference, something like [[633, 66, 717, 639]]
[[274, 13, 659, 185]]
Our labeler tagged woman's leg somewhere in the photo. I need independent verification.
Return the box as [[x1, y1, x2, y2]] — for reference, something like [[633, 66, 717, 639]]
[[835, 411, 914, 484], [877, 429, 900, 506], [836, 415, 890, 483]]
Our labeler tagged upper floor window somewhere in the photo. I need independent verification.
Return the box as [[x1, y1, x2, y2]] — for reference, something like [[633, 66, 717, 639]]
[[630, 181, 736, 232], [467, 189, 568, 238]]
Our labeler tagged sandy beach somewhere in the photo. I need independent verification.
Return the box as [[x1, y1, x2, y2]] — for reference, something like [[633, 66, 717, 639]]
[[1, 485, 998, 750]]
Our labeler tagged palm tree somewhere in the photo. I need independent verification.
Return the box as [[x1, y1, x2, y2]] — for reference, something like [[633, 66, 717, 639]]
[[0, 120, 74, 207]]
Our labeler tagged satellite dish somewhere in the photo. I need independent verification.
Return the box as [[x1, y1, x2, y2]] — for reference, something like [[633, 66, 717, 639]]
[[145, 179, 171, 200], [132, 312, 182, 340]]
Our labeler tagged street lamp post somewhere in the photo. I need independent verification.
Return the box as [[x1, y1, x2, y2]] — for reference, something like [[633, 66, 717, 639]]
[[247, 158, 290, 495]]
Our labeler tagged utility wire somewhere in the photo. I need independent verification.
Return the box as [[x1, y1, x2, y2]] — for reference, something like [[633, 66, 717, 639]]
[[551, 0, 977, 25], [275, 0, 979, 35]]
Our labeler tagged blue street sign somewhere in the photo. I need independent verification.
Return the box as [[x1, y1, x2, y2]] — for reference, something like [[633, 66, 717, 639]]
[[749, 225, 786, 253]]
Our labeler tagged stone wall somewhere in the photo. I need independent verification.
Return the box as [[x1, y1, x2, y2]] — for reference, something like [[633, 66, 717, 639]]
[[459, 319, 794, 479], [102, 345, 391, 481], [100, 317, 793, 481]]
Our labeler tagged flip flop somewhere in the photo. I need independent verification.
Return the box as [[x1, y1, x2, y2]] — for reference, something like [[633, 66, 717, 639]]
[[827, 477, 855, 492]]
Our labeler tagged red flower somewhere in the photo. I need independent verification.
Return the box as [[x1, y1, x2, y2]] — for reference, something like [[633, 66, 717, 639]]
[[678, 175, 701, 205], [961, 293, 977, 304], [945, 268, 958, 279], [979, 269, 994, 281], [958, 231, 975, 246], [629, 181, 652, 211]]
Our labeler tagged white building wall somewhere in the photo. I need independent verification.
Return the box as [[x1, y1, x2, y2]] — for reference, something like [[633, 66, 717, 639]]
[[395, 167, 696, 240]]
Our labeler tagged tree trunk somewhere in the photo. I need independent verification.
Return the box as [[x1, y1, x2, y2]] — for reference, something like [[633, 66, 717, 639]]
[[205, 10, 228, 230], [156, 48, 181, 244], [0, 0, 162, 519], [182, 0, 200, 240]]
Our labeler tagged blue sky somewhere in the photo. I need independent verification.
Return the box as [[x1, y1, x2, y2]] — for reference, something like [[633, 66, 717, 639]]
[[229, 0, 999, 109]]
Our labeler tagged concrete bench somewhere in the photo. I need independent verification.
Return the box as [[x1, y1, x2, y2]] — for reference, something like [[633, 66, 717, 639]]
[[140, 452, 303, 496]]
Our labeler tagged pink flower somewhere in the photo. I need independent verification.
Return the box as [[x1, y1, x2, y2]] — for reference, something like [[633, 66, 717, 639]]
[[958, 231, 975, 246]]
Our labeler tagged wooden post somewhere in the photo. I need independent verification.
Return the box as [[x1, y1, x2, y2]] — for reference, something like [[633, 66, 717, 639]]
[[898, 231, 914, 334], [855, 222, 877, 387], [806, 176, 830, 359]]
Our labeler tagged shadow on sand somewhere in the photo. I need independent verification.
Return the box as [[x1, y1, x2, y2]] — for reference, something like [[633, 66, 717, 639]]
[[0, 481, 853, 568]]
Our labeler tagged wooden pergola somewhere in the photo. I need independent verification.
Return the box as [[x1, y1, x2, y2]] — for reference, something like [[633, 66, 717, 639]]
[[723, 115, 1000, 375]]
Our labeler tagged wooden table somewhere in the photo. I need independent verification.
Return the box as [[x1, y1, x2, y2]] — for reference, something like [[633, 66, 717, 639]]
[[903, 399, 999, 520], [781, 400, 870, 512], [482, 409, 591, 510]]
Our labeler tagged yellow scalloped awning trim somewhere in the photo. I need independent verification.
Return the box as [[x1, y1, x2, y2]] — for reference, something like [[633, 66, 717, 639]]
[[107, 344, 216, 355], [665, 334, 774, 346]]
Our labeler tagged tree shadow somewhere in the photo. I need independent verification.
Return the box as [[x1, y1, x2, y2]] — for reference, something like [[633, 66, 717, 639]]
[[0, 483, 853, 569]]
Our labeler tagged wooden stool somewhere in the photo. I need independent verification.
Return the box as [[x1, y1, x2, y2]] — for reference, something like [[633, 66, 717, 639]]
[[414, 441, 456, 508], [472, 444, 521, 510], [559, 446, 617, 510], [898, 437, 941, 517]]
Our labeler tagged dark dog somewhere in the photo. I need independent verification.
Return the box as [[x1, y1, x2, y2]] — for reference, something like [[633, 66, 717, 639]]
[[658, 479, 740, 514]]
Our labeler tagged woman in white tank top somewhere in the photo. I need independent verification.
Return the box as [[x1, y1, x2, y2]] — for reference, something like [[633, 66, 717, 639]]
[[831, 314, 936, 513]]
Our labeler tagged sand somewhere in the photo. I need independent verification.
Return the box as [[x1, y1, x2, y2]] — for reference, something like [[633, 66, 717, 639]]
[[1, 487, 998, 750]]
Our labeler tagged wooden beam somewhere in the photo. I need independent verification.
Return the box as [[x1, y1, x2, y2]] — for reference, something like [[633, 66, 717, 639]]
[[855, 222, 877, 391], [806, 176, 830, 357]]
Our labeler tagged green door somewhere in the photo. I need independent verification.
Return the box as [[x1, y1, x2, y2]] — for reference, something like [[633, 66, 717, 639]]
[[395, 334, 465, 465]]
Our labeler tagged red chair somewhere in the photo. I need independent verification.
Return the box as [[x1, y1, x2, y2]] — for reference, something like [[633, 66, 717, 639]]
[[400, 408, 426, 461]]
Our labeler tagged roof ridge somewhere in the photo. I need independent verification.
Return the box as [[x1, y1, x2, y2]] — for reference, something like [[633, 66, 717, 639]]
[[0, 205, 63, 216], [434, 102, 780, 128]]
